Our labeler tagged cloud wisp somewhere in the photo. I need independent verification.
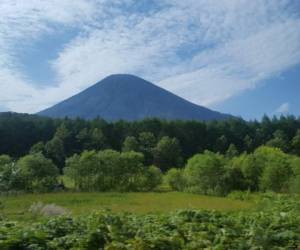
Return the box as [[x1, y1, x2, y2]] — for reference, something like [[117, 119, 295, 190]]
[[276, 102, 290, 114], [0, 0, 300, 113]]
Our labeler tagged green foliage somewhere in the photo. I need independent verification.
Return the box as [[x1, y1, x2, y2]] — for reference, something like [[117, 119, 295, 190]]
[[254, 146, 293, 192], [226, 143, 239, 158], [223, 163, 247, 193], [292, 129, 300, 155], [16, 153, 59, 192], [184, 151, 227, 195], [45, 136, 65, 169], [153, 136, 182, 171], [65, 150, 160, 192], [139, 165, 163, 191], [0, 196, 299, 249], [266, 129, 289, 152], [1, 113, 300, 170], [64, 150, 100, 191], [231, 153, 260, 191], [30, 141, 45, 154], [165, 168, 186, 191], [215, 135, 228, 153], [289, 157, 300, 193], [118, 151, 145, 191], [138, 132, 156, 165], [0, 156, 23, 192], [227, 190, 251, 201], [1, 112, 300, 196], [243, 134, 254, 152], [0, 155, 12, 165], [122, 136, 139, 152], [77, 128, 106, 151]]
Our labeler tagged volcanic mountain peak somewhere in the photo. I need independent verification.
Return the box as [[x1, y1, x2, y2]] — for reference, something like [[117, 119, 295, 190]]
[[38, 74, 230, 121]]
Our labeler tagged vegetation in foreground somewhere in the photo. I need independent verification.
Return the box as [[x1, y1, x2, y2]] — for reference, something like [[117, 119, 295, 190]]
[[0, 194, 299, 249]]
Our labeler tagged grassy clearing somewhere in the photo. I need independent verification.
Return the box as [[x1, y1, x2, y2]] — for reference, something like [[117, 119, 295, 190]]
[[0, 192, 253, 221]]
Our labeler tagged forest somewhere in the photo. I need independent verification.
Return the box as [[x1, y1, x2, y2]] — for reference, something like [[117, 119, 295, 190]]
[[1, 112, 300, 163], [0, 112, 300, 195]]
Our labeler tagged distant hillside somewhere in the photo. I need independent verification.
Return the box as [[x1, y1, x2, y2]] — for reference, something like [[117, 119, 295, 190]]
[[38, 74, 231, 121]]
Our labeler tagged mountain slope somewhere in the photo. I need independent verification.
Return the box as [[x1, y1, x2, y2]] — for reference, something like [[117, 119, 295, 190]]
[[38, 74, 230, 121]]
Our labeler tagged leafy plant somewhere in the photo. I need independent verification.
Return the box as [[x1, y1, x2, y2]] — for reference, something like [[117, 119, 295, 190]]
[[0, 195, 299, 249]]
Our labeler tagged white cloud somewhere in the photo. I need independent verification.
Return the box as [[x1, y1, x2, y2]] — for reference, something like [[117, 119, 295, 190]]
[[276, 102, 290, 114], [0, 0, 300, 113]]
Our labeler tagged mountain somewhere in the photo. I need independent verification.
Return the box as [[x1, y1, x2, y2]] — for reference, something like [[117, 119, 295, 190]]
[[38, 74, 230, 121]]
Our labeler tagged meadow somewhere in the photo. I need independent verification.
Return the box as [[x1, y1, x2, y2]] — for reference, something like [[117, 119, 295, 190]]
[[0, 192, 299, 249], [1, 191, 253, 221]]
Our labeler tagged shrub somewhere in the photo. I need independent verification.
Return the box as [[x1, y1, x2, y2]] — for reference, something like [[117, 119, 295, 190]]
[[289, 157, 300, 193], [1, 200, 300, 249], [165, 168, 186, 191], [231, 153, 260, 191], [0, 155, 12, 165], [65, 150, 147, 192], [64, 150, 103, 191], [184, 151, 227, 195], [227, 190, 251, 201], [17, 153, 59, 192], [140, 165, 163, 191], [153, 136, 182, 171], [255, 147, 293, 192]]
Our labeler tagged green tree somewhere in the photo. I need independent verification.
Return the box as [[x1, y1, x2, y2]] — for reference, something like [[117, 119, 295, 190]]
[[0, 155, 12, 165], [232, 153, 261, 191], [30, 142, 45, 154], [140, 165, 163, 191], [65, 150, 146, 192], [223, 166, 246, 193], [17, 153, 59, 192], [226, 144, 239, 158], [291, 129, 300, 155], [55, 123, 71, 141], [54, 122, 72, 156], [153, 136, 182, 171], [289, 156, 300, 193], [122, 136, 139, 152], [184, 151, 227, 195], [0, 155, 24, 191], [243, 135, 254, 152], [118, 151, 145, 191], [138, 132, 156, 165], [65, 150, 102, 191], [255, 146, 293, 192], [76, 128, 90, 150], [90, 128, 105, 150], [266, 130, 289, 152], [45, 137, 65, 170], [215, 135, 228, 154], [165, 168, 186, 191]]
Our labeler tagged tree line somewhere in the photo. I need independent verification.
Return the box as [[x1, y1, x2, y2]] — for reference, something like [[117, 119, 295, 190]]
[[0, 151, 162, 193], [1, 112, 300, 170], [0, 145, 299, 195], [0, 112, 299, 194], [166, 146, 300, 195]]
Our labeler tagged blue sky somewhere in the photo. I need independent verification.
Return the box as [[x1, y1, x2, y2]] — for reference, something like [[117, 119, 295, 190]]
[[0, 0, 300, 119], [213, 64, 300, 120]]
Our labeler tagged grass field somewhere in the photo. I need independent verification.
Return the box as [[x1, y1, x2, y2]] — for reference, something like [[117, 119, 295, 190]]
[[0, 192, 254, 221]]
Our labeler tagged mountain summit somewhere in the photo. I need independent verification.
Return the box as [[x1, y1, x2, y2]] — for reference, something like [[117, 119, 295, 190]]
[[38, 74, 230, 121]]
